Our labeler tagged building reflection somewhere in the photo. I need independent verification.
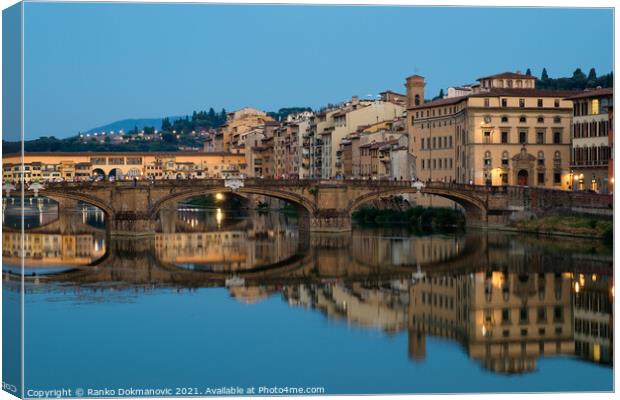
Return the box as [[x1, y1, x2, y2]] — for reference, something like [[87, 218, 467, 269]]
[[2, 202, 613, 374], [2, 232, 106, 267], [573, 272, 613, 365]]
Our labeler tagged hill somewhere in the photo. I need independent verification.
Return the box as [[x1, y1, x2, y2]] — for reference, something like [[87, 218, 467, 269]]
[[85, 117, 182, 134]]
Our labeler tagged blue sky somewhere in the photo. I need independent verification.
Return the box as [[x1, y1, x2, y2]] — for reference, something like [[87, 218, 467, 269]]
[[19, 3, 614, 139]]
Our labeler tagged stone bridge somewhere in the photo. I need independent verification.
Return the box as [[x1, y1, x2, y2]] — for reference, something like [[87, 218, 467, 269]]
[[20, 179, 613, 236]]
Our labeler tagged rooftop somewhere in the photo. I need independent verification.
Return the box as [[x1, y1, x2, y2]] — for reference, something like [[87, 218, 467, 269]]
[[563, 87, 614, 100], [477, 71, 536, 81]]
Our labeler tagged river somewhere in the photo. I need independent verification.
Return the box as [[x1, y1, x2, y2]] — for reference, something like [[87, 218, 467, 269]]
[[2, 200, 613, 395]]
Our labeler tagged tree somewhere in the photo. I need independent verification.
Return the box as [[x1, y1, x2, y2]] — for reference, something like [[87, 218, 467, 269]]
[[161, 117, 172, 132], [587, 68, 597, 81], [541, 68, 549, 80], [438, 89, 445, 98], [162, 133, 177, 143], [525, 68, 532, 76], [572, 68, 586, 81]]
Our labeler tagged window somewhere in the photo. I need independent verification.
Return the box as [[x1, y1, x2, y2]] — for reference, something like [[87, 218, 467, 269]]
[[537, 151, 545, 166], [538, 172, 545, 184], [554, 99, 560, 108], [537, 131, 545, 144], [90, 157, 106, 165], [519, 307, 529, 323], [554, 173, 561, 185], [537, 99, 543, 107], [591, 98, 600, 115], [553, 131, 562, 144], [502, 308, 510, 323], [484, 99, 490, 107], [501, 131, 508, 144], [484, 131, 491, 144], [484, 151, 492, 167], [501, 116, 508, 123], [553, 306, 563, 322], [537, 307, 547, 322], [519, 98, 525, 108], [554, 116, 561, 123], [501, 98, 508, 107], [126, 157, 142, 165], [502, 151, 509, 166], [519, 116, 526, 123], [108, 157, 125, 165], [519, 131, 527, 144], [537, 116, 544, 123]]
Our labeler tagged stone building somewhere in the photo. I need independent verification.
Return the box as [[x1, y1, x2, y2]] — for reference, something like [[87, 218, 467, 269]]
[[407, 72, 575, 189]]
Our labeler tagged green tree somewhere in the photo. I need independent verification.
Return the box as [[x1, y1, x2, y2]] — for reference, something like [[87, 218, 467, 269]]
[[541, 68, 549, 80], [572, 68, 586, 81], [161, 117, 172, 132], [525, 68, 532, 76]]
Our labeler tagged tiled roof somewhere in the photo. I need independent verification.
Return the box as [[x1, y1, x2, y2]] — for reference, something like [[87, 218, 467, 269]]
[[563, 87, 613, 100], [477, 72, 536, 81], [410, 95, 469, 109]]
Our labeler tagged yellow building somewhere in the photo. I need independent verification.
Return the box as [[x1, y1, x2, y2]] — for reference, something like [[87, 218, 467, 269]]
[[407, 72, 575, 189], [2, 152, 247, 183]]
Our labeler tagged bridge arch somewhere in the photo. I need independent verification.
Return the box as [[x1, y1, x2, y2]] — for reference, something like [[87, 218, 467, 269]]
[[348, 186, 487, 222], [148, 186, 317, 219], [36, 191, 115, 219]]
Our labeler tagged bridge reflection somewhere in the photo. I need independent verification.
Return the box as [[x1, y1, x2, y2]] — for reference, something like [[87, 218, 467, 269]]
[[2, 205, 613, 374]]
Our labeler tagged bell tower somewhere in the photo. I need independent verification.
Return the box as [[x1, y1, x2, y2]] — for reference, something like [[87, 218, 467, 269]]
[[405, 75, 425, 108]]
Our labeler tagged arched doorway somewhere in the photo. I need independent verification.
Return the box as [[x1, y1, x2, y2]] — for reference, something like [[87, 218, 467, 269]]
[[517, 169, 529, 186], [92, 168, 105, 180], [109, 168, 123, 180], [127, 168, 141, 179]]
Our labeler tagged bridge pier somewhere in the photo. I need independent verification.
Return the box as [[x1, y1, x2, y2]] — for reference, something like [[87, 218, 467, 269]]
[[309, 210, 352, 233], [110, 211, 157, 237]]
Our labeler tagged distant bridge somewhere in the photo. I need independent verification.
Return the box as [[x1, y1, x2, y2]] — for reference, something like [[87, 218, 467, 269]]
[[18, 179, 613, 235]]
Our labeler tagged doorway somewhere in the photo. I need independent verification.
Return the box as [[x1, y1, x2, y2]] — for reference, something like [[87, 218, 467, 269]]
[[517, 169, 529, 186]]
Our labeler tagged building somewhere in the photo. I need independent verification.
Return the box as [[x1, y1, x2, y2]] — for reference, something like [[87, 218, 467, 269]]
[[565, 88, 613, 193], [203, 107, 275, 153], [408, 72, 575, 189], [3, 152, 247, 183], [444, 86, 473, 99], [318, 96, 405, 178]]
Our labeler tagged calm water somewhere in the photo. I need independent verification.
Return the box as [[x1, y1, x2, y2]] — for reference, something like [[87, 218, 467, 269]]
[[2, 200, 614, 396]]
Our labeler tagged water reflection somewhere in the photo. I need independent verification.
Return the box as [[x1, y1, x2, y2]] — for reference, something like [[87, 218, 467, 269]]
[[2, 201, 613, 393]]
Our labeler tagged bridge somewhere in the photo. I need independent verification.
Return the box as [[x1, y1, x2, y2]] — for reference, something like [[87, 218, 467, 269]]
[[18, 178, 613, 236]]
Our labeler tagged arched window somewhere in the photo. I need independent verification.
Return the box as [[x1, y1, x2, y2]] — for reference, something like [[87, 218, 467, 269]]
[[484, 151, 492, 167], [554, 151, 561, 168], [502, 151, 509, 167], [537, 151, 545, 166], [519, 115, 527, 123], [537, 116, 544, 123], [415, 94, 420, 106]]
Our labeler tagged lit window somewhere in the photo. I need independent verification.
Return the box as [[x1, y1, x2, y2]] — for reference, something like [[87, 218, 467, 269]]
[[592, 99, 600, 115]]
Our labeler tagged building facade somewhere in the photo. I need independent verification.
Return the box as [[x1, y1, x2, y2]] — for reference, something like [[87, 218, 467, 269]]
[[565, 88, 613, 193], [3, 152, 247, 183], [408, 72, 575, 189]]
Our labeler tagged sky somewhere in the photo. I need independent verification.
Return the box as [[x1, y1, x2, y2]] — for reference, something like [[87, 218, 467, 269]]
[[15, 3, 615, 139]]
